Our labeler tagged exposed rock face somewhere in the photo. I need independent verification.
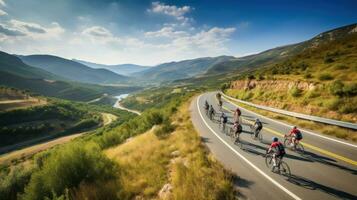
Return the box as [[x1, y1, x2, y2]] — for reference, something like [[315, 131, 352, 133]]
[[230, 80, 316, 91], [158, 183, 173, 200]]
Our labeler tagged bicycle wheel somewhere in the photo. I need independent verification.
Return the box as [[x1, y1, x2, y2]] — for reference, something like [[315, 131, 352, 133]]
[[230, 129, 235, 141], [250, 127, 256, 139], [279, 161, 291, 178], [265, 154, 274, 169], [258, 132, 263, 142], [283, 138, 290, 148], [295, 143, 305, 154]]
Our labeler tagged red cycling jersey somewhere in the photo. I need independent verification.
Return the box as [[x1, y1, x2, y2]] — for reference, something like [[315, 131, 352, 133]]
[[270, 141, 283, 149], [269, 141, 285, 155], [288, 128, 299, 136]]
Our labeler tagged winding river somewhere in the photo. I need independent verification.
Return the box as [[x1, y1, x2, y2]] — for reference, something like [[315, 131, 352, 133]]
[[113, 94, 141, 115]]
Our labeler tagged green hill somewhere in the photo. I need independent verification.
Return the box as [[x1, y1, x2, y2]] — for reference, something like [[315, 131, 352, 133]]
[[223, 23, 357, 123], [133, 56, 234, 82], [73, 59, 149, 76], [0, 52, 140, 101], [207, 23, 357, 75], [0, 51, 60, 80], [19, 55, 130, 84]]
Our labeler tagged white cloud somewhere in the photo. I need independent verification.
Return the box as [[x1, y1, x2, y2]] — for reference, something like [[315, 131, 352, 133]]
[[145, 26, 188, 38], [148, 1, 192, 22], [10, 19, 47, 33], [0, 24, 26, 36], [0, 9, 7, 16], [0, 0, 5, 7], [82, 26, 112, 38]]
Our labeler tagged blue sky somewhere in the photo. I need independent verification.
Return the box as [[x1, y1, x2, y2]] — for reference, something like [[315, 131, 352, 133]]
[[0, 0, 356, 65]]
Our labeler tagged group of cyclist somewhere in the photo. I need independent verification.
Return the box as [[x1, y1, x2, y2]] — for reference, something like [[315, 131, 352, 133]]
[[204, 94, 304, 171]]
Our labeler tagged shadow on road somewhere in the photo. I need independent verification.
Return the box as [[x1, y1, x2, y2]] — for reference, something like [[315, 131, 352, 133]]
[[303, 151, 357, 175], [288, 174, 357, 200], [200, 136, 212, 143]]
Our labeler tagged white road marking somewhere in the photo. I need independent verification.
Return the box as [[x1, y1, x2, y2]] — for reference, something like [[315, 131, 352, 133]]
[[222, 94, 357, 149], [196, 95, 302, 200]]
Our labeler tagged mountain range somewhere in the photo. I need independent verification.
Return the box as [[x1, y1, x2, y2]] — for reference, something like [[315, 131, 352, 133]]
[[0, 23, 355, 98], [19, 55, 129, 84], [73, 59, 149, 76], [132, 56, 235, 82]]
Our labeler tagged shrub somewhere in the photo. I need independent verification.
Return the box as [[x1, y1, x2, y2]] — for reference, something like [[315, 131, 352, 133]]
[[339, 103, 356, 114], [305, 89, 319, 99], [303, 73, 313, 79], [329, 81, 357, 97], [323, 98, 341, 110], [247, 75, 255, 80], [334, 64, 349, 70], [20, 142, 118, 200], [0, 166, 34, 200], [329, 80, 344, 96], [154, 120, 175, 138], [289, 86, 302, 97], [343, 83, 357, 97], [318, 73, 334, 81]]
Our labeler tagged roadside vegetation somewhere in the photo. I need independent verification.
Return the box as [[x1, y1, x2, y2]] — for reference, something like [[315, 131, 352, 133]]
[[106, 100, 235, 200], [224, 33, 357, 123], [0, 87, 237, 200]]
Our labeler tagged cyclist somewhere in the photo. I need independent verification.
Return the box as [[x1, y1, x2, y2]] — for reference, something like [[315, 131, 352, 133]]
[[267, 137, 286, 169], [220, 112, 228, 132], [232, 121, 243, 141], [218, 99, 223, 111], [233, 108, 241, 123], [204, 100, 209, 115], [285, 126, 303, 148], [252, 118, 263, 137], [216, 92, 222, 101], [209, 105, 215, 120]]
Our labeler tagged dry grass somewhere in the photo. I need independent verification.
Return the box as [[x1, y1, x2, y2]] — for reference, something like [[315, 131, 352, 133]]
[[228, 99, 357, 142], [105, 99, 235, 200]]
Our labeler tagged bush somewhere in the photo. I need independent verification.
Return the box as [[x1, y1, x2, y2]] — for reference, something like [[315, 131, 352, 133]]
[[343, 83, 357, 97], [20, 142, 118, 200], [318, 73, 334, 81], [339, 103, 356, 114], [324, 57, 334, 63], [304, 74, 313, 79], [329, 80, 344, 96], [0, 166, 34, 200], [334, 64, 349, 70], [289, 86, 302, 97], [329, 81, 357, 97], [154, 120, 175, 138], [323, 98, 341, 110]]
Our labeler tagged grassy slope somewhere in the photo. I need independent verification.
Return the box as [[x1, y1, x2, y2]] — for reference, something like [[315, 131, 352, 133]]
[[225, 33, 357, 123], [106, 99, 235, 200]]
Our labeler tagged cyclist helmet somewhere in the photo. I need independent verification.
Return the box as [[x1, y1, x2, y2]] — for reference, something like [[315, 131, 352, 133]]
[[293, 126, 297, 129], [272, 137, 278, 142], [255, 118, 260, 122]]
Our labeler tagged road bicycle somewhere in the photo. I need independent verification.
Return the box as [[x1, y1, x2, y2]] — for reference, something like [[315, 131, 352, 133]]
[[284, 136, 304, 154], [250, 124, 263, 141], [219, 122, 227, 134], [229, 125, 243, 149], [265, 151, 291, 177]]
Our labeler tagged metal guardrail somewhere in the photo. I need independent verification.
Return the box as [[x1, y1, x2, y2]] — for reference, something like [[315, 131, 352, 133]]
[[220, 92, 357, 130]]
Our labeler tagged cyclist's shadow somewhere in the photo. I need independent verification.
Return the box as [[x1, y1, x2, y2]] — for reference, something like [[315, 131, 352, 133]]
[[287, 174, 357, 200]]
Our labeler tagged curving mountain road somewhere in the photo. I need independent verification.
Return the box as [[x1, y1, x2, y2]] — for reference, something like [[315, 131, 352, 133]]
[[190, 92, 357, 200]]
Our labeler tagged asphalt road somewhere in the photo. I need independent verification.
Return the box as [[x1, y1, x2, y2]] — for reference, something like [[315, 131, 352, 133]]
[[190, 92, 357, 200]]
